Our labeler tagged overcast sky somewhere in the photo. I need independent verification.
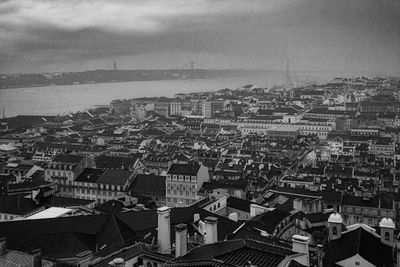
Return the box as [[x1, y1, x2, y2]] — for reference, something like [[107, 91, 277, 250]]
[[1, 0, 399, 74]]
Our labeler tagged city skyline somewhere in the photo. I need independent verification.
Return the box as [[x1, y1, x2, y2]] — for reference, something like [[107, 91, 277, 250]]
[[1, 0, 399, 74]]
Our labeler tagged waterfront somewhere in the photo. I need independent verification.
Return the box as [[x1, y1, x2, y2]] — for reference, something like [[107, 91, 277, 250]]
[[0, 71, 350, 117]]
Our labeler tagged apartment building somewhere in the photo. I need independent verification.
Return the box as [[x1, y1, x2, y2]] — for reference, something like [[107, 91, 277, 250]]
[[74, 168, 135, 203], [166, 163, 209, 207], [45, 154, 94, 197]]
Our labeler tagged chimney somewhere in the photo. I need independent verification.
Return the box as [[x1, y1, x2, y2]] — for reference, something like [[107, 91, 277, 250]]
[[204, 217, 218, 244], [175, 223, 188, 258], [0, 238, 6, 255], [108, 258, 125, 267], [379, 217, 395, 246], [317, 244, 324, 267], [157, 206, 171, 254], [31, 249, 42, 267], [76, 250, 92, 267], [397, 239, 400, 267], [291, 235, 310, 267]]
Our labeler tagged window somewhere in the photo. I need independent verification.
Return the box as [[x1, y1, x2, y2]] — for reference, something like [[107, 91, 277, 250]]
[[185, 176, 190, 181], [166, 175, 171, 180], [385, 231, 390, 241], [332, 226, 337, 235], [191, 176, 197, 182], [167, 189, 171, 195], [173, 175, 177, 180], [179, 175, 183, 181]]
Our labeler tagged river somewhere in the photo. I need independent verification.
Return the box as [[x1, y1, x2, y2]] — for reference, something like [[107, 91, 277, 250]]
[[0, 71, 337, 117]]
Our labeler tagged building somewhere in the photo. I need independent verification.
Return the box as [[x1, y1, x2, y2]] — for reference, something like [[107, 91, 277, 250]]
[[45, 154, 94, 197], [166, 163, 209, 207], [169, 100, 182, 116], [0, 239, 56, 266], [109, 99, 131, 114], [324, 213, 394, 267], [155, 99, 170, 117], [203, 100, 224, 118], [74, 168, 136, 204], [129, 173, 166, 206], [340, 193, 394, 226]]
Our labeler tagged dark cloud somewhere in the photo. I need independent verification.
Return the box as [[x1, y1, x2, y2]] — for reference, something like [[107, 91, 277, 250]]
[[0, 0, 399, 74]]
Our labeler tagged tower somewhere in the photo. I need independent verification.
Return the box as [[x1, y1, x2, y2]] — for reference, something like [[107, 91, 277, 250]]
[[328, 212, 343, 241], [379, 217, 395, 246]]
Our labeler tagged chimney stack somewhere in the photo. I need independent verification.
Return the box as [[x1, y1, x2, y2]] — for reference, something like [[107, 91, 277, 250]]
[[157, 206, 171, 254], [175, 223, 188, 258], [0, 238, 6, 255], [317, 244, 324, 267], [204, 217, 218, 244], [292, 235, 310, 267], [31, 249, 42, 267]]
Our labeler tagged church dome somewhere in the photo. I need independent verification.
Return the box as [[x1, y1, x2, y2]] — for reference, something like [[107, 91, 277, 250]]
[[328, 212, 343, 224], [379, 218, 395, 229]]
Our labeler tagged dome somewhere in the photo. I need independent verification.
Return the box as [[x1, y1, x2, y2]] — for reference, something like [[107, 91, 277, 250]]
[[379, 218, 395, 229], [328, 212, 343, 224]]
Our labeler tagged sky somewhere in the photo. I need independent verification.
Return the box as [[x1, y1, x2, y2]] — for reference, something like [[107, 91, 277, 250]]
[[0, 0, 399, 74]]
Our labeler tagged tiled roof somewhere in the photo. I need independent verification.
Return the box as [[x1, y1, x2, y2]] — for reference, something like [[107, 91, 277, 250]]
[[304, 212, 328, 223], [52, 154, 85, 164], [75, 168, 104, 183], [324, 225, 393, 267], [247, 208, 291, 234], [95, 155, 140, 170], [0, 207, 240, 260], [95, 200, 125, 214], [167, 163, 201, 176], [130, 174, 166, 196], [170, 239, 295, 267], [0, 250, 38, 267], [342, 192, 393, 209], [41, 195, 95, 208], [97, 169, 134, 186], [0, 194, 42, 215], [226, 197, 251, 213], [0, 213, 138, 259]]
